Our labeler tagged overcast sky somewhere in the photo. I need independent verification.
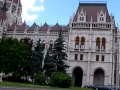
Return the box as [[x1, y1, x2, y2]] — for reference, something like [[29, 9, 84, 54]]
[[21, 0, 120, 27]]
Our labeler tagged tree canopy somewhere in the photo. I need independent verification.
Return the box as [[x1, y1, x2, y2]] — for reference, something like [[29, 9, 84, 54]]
[[0, 37, 32, 77]]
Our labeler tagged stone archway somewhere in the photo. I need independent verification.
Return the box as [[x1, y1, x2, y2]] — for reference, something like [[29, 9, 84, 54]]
[[72, 67, 83, 87], [93, 68, 105, 85]]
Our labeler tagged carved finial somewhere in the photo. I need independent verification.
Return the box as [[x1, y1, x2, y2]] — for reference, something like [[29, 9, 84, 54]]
[[57, 18, 58, 24]]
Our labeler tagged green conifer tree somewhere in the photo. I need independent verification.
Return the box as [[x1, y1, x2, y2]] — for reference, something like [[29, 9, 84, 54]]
[[44, 49, 55, 76], [53, 29, 69, 72], [31, 39, 44, 74]]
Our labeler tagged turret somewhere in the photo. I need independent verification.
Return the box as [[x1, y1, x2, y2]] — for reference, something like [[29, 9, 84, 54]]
[[0, 0, 22, 26]]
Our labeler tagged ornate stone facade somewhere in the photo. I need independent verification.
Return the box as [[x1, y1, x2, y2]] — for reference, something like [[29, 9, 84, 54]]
[[0, 0, 119, 87]]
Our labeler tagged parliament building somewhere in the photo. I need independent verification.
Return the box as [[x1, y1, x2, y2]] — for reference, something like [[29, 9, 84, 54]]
[[0, 0, 120, 87]]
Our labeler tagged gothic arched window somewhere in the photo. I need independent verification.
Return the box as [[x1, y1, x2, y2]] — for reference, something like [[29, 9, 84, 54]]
[[75, 36, 79, 50], [80, 16, 84, 21], [80, 36, 85, 50], [78, 9, 86, 22], [81, 37, 85, 45], [101, 37, 106, 51], [96, 37, 100, 51], [98, 12, 106, 22]]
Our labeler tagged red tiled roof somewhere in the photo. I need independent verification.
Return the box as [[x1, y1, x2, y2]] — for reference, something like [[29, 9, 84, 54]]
[[17, 22, 27, 31], [51, 23, 62, 32], [73, 3, 111, 22], [7, 23, 16, 31], [28, 23, 39, 31], [38, 23, 48, 31], [62, 26, 69, 32]]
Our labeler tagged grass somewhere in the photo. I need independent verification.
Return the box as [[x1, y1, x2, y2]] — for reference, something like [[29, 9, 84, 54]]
[[0, 81, 93, 90]]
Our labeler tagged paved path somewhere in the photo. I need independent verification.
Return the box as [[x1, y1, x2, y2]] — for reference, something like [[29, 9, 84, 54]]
[[0, 87, 47, 90], [0, 87, 36, 90]]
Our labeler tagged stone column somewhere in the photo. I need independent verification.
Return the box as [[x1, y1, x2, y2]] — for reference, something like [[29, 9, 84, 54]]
[[86, 20, 92, 85]]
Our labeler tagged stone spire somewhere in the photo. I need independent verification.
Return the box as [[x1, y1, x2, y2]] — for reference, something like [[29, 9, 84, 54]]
[[1, 0, 8, 12]]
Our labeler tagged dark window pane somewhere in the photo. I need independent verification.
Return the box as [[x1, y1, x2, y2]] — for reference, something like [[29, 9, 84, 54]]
[[96, 55, 99, 61], [101, 55, 104, 61], [80, 54, 83, 60], [75, 54, 78, 60]]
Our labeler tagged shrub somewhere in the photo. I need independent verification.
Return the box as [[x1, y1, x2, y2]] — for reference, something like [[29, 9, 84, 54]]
[[3, 76, 30, 83], [50, 72, 71, 88], [34, 72, 45, 85]]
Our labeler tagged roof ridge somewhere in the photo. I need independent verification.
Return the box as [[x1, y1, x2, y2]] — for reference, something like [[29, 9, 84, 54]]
[[79, 1, 107, 4]]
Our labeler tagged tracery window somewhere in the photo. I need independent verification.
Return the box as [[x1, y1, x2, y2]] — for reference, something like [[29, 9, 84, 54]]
[[77, 9, 86, 22], [97, 11, 106, 22], [99, 14, 104, 22], [79, 14, 84, 21]]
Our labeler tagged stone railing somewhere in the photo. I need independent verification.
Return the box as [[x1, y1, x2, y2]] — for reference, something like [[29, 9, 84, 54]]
[[71, 22, 112, 29]]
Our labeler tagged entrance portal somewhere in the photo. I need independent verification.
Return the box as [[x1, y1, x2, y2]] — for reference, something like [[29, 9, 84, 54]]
[[73, 67, 83, 87], [93, 69, 105, 85]]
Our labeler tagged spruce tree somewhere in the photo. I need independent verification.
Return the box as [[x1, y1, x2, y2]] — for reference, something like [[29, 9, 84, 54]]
[[44, 49, 56, 76], [53, 29, 69, 72], [31, 39, 44, 74]]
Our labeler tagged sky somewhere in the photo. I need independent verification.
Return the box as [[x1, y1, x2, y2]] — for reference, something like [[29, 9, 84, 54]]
[[21, 0, 120, 27]]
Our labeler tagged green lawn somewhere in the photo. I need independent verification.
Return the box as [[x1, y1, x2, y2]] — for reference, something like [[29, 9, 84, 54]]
[[0, 81, 93, 90]]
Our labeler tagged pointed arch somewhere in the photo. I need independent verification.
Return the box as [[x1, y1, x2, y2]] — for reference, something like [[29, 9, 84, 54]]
[[75, 36, 79, 45], [80, 36, 85, 50], [75, 36, 79, 50], [78, 9, 86, 22], [97, 10, 106, 22], [81, 37, 85, 45], [96, 37, 100, 51], [101, 37, 106, 51], [72, 66, 83, 87], [93, 68, 105, 85]]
